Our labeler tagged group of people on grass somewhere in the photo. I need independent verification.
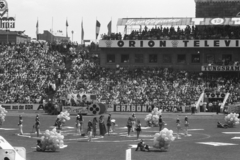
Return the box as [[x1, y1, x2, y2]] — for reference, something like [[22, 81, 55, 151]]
[[73, 113, 115, 142], [17, 112, 115, 143], [15, 107, 204, 153], [18, 114, 41, 136], [131, 113, 190, 152], [126, 112, 190, 143]]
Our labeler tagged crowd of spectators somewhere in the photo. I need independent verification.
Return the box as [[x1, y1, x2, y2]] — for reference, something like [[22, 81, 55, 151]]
[[101, 25, 240, 40], [62, 65, 240, 111], [0, 41, 240, 112], [0, 41, 89, 104]]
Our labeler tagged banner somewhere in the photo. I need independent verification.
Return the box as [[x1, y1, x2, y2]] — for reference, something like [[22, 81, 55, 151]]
[[66, 93, 97, 106], [201, 65, 240, 71], [106, 104, 114, 112], [113, 105, 185, 112], [62, 103, 107, 115], [0, 104, 44, 110], [0, 17, 15, 28], [99, 40, 240, 48], [96, 20, 101, 39], [114, 105, 150, 112], [62, 106, 88, 115], [0, 0, 8, 16], [117, 17, 240, 26], [204, 93, 226, 98]]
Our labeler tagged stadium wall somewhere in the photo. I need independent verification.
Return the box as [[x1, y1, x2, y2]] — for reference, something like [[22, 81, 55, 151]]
[[99, 48, 240, 71], [0, 34, 29, 44]]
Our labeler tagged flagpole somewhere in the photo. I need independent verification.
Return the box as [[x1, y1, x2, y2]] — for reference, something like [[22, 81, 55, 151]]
[[37, 17, 38, 40], [95, 17, 97, 44], [66, 17, 68, 38], [116, 21, 118, 34], [6, 10, 9, 44], [81, 17, 84, 46], [81, 17, 82, 45], [51, 17, 53, 43]]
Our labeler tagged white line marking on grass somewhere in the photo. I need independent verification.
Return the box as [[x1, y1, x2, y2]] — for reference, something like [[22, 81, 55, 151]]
[[0, 128, 18, 130], [62, 126, 75, 129], [60, 145, 68, 149], [188, 129, 204, 131], [173, 133, 211, 143], [177, 133, 192, 136], [222, 132, 240, 134], [31, 137, 41, 139], [231, 137, 240, 139], [16, 134, 31, 138], [196, 142, 238, 146], [128, 144, 137, 148]]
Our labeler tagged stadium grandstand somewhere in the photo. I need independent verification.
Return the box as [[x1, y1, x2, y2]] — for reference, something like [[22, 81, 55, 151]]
[[0, 0, 240, 115]]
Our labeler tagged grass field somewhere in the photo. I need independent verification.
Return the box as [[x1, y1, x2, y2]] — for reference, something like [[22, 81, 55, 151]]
[[0, 112, 240, 160]]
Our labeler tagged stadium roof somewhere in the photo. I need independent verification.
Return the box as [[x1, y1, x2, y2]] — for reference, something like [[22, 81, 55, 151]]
[[0, 30, 26, 35], [117, 17, 240, 26], [195, 0, 240, 2]]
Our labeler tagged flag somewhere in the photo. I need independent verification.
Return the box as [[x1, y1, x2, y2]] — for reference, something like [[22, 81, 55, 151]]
[[36, 20, 39, 40], [107, 20, 112, 36], [81, 20, 84, 44], [66, 19, 68, 37], [124, 25, 127, 34], [66, 20, 68, 27], [96, 20, 101, 39]]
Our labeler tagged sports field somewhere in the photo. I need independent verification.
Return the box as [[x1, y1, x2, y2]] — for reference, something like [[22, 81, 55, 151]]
[[0, 112, 240, 160]]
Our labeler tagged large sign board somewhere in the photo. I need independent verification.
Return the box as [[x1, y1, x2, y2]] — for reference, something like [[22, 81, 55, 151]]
[[66, 93, 97, 105], [201, 65, 240, 71], [62, 103, 107, 115], [113, 104, 187, 112], [0, 17, 15, 28], [0, 103, 44, 110], [0, 0, 15, 28], [0, 0, 8, 17], [117, 17, 240, 26], [62, 106, 89, 115], [100, 40, 240, 48]]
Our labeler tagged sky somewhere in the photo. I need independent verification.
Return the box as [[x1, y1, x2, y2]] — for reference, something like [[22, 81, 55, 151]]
[[7, 0, 196, 43]]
